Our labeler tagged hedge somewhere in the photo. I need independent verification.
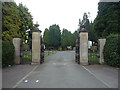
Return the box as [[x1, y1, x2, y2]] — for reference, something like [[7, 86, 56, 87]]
[[103, 34, 120, 67], [2, 41, 15, 67]]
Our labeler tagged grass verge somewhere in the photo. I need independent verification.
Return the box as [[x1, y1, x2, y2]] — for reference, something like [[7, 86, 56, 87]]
[[44, 51, 57, 57], [21, 50, 57, 62]]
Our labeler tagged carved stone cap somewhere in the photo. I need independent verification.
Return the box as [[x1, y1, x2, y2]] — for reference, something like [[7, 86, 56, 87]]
[[32, 29, 42, 33], [80, 28, 87, 32], [32, 23, 42, 33], [80, 25, 87, 32]]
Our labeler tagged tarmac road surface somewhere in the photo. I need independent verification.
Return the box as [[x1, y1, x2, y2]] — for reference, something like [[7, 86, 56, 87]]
[[2, 51, 118, 88]]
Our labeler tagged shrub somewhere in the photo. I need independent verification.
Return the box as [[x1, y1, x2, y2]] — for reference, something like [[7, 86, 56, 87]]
[[103, 34, 120, 67], [2, 41, 15, 67]]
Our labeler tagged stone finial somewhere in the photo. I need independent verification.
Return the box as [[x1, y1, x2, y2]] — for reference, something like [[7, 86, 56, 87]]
[[34, 23, 39, 27], [32, 22, 42, 33]]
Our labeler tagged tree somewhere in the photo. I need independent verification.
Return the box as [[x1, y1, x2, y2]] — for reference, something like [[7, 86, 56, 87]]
[[2, 2, 34, 44], [61, 29, 75, 49], [43, 28, 49, 49], [80, 13, 97, 42], [88, 22, 97, 42], [61, 29, 68, 48], [48, 24, 61, 49], [73, 31, 79, 46], [93, 2, 120, 38], [18, 3, 34, 43], [2, 2, 21, 41]]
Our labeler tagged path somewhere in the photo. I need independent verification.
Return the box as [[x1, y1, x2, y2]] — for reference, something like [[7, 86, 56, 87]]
[[2, 51, 118, 88]]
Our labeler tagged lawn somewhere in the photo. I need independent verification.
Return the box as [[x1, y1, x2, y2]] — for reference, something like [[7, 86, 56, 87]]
[[21, 50, 57, 62], [88, 52, 99, 63], [44, 51, 57, 57]]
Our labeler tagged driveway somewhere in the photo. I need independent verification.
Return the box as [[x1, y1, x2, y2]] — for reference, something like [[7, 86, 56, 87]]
[[2, 51, 118, 88]]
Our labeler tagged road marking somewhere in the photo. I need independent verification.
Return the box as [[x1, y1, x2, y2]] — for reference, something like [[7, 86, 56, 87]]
[[36, 80, 39, 83], [82, 66, 111, 88], [24, 80, 28, 83], [12, 65, 38, 88]]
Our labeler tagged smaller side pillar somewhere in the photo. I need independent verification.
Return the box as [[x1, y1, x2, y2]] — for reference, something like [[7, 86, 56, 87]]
[[79, 32, 88, 65], [98, 39, 106, 64], [12, 37, 21, 64]]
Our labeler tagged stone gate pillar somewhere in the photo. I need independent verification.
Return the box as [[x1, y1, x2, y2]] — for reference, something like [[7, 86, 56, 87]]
[[32, 23, 42, 64], [98, 39, 106, 64], [79, 30, 88, 65], [12, 37, 21, 64]]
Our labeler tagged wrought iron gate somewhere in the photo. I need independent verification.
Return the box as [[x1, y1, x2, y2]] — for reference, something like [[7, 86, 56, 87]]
[[75, 37, 80, 64], [88, 42, 99, 64], [40, 36, 44, 64]]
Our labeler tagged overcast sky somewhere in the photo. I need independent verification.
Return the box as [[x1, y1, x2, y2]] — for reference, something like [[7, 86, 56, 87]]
[[15, 0, 100, 34]]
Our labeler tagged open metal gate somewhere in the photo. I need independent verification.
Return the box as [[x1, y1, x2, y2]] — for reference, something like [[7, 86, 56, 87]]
[[88, 42, 99, 64], [40, 36, 44, 64], [75, 37, 80, 64]]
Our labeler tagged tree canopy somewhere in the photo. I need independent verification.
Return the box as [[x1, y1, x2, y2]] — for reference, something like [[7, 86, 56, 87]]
[[93, 2, 120, 38], [2, 2, 21, 41], [61, 29, 75, 49], [18, 3, 34, 43], [2, 2, 34, 43], [43, 25, 76, 50], [43, 24, 61, 49], [43, 28, 49, 48], [79, 13, 97, 42]]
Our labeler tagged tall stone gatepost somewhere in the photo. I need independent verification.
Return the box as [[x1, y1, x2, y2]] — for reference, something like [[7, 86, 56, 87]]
[[32, 23, 42, 64], [79, 27, 88, 65], [98, 39, 106, 64], [12, 37, 21, 64]]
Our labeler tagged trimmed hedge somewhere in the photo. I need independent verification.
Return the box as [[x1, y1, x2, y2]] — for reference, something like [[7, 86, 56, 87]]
[[103, 34, 120, 67], [2, 41, 15, 67]]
